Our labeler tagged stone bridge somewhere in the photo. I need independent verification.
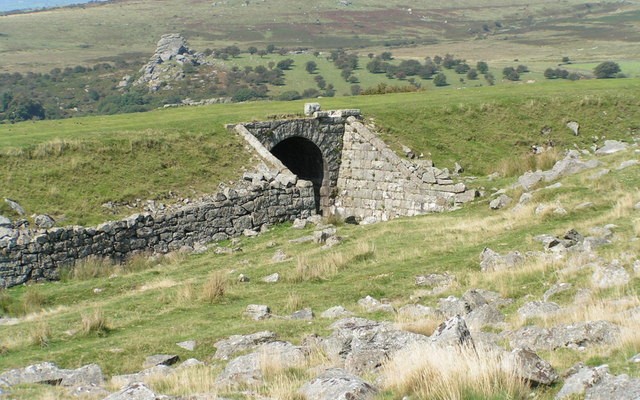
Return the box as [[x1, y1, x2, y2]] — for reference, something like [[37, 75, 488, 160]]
[[235, 105, 476, 221], [0, 105, 476, 288]]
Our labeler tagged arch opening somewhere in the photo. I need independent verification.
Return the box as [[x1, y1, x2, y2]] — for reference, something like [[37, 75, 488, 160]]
[[271, 137, 325, 213]]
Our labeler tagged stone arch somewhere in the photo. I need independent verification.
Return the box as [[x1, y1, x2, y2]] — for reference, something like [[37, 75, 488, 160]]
[[270, 137, 325, 213]]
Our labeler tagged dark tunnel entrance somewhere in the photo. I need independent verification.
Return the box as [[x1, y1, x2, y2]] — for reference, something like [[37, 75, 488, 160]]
[[270, 137, 324, 213]]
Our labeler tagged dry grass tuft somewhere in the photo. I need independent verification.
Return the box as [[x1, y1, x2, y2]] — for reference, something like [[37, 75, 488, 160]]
[[22, 286, 47, 315], [81, 309, 110, 336], [176, 282, 196, 304], [494, 148, 560, 178], [64, 257, 116, 281], [383, 343, 529, 400], [200, 271, 228, 303], [147, 364, 220, 396], [284, 292, 304, 314], [32, 138, 84, 158], [30, 322, 51, 348]]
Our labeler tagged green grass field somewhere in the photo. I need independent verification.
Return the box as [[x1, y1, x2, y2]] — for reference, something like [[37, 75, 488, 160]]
[[1, 0, 639, 72], [2, 78, 639, 225]]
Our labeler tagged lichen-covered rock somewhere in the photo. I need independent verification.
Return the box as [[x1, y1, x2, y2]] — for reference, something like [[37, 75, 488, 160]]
[[517, 301, 561, 319], [480, 247, 524, 272], [595, 140, 628, 155], [490, 194, 512, 210], [591, 263, 630, 288], [103, 382, 174, 400], [357, 295, 395, 313], [216, 341, 305, 387], [214, 331, 277, 360], [142, 354, 179, 369], [298, 368, 377, 400], [0, 362, 103, 387], [243, 304, 271, 321], [431, 315, 475, 348], [507, 347, 558, 385], [509, 321, 620, 351], [321, 306, 354, 319]]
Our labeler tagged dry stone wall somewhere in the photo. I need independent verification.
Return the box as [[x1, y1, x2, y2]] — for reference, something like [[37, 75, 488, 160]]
[[0, 172, 315, 288]]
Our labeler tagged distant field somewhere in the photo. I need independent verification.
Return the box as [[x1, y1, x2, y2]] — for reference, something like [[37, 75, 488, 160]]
[[1, 78, 639, 225], [1, 0, 639, 72]]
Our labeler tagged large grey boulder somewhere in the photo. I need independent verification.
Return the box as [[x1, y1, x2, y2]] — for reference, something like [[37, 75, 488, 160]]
[[0, 362, 103, 387], [490, 194, 512, 210], [430, 315, 475, 348], [216, 341, 305, 387], [298, 368, 377, 400], [33, 214, 55, 229], [507, 347, 558, 385], [509, 321, 620, 351], [464, 304, 505, 330], [213, 331, 277, 360], [437, 296, 472, 318], [357, 295, 395, 313], [556, 364, 609, 399], [304, 103, 322, 116], [155, 33, 189, 62], [591, 263, 630, 288], [243, 304, 271, 320], [585, 371, 640, 399], [518, 171, 545, 191], [322, 318, 428, 374], [517, 301, 561, 319], [480, 247, 524, 272], [595, 140, 628, 155]]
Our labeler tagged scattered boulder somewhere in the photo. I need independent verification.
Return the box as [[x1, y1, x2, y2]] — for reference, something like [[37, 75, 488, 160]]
[[216, 341, 305, 387], [262, 272, 280, 283], [298, 368, 377, 400], [237, 273, 250, 283], [176, 340, 196, 351], [103, 381, 174, 400], [304, 103, 321, 116], [0, 362, 103, 387], [509, 320, 620, 351], [508, 347, 559, 386], [556, 364, 609, 399], [584, 371, 640, 400], [271, 249, 289, 263], [566, 121, 580, 136], [33, 214, 55, 229], [397, 304, 440, 320], [314, 227, 338, 244], [464, 304, 505, 330], [617, 159, 639, 170], [357, 296, 395, 313], [322, 318, 428, 374], [543, 283, 572, 302], [591, 262, 630, 289], [480, 247, 524, 272], [595, 140, 628, 155], [4, 198, 25, 216], [437, 296, 472, 318], [214, 331, 277, 360], [490, 194, 512, 210], [518, 301, 561, 319], [243, 304, 271, 320], [414, 273, 455, 294], [290, 308, 314, 320], [431, 315, 475, 348], [321, 306, 354, 319], [292, 218, 308, 229], [518, 150, 600, 190]]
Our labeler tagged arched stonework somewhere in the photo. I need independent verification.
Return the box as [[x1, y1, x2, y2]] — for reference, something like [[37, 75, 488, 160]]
[[239, 110, 357, 214]]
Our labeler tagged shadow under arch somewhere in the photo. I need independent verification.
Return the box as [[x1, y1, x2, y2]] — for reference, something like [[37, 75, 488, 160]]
[[270, 136, 325, 214]]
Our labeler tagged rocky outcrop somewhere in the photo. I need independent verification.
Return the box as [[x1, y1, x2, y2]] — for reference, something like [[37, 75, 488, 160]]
[[517, 150, 600, 191], [135, 34, 209, 92]]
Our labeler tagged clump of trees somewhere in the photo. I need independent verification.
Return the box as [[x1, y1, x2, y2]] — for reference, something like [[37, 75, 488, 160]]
[[593, 61, 622, 79]]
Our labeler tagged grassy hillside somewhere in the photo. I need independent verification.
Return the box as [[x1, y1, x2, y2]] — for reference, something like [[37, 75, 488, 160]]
[[0, 121, 639, 399], [1, 0, 639, 72], [1, 78, 639, 225]]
